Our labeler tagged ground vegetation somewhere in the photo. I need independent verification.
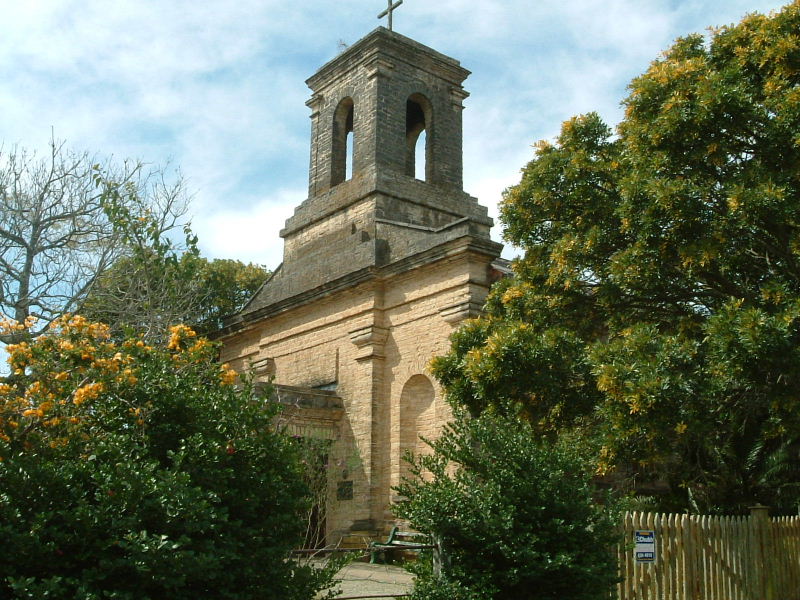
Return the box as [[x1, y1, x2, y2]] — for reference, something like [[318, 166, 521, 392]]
[[0, 315, 337, 599], [395, 413, 619, 600]]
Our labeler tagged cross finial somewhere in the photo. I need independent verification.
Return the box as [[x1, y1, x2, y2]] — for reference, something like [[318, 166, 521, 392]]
[[378, 0, 403, 31]]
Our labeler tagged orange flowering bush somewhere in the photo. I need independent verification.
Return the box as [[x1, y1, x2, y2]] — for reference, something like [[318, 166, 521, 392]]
[[0, 317, 336, 599]]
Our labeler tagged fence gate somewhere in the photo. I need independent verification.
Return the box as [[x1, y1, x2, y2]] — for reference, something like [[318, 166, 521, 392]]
[[619, 508, 800, 600]]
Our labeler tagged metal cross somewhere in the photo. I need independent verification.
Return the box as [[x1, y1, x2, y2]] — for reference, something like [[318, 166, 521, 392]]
[[378, 0, 403, 31]]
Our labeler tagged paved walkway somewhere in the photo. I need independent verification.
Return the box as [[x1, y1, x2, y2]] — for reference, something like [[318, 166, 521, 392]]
[[321, 560, 414, 599]]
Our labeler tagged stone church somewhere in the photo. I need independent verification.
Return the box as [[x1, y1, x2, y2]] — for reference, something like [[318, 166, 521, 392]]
[[216, 26, 504, 544]]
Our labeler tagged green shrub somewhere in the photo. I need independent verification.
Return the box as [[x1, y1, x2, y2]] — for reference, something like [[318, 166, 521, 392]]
[[0, 316, 336, 599], [395, 413, 619, 600]]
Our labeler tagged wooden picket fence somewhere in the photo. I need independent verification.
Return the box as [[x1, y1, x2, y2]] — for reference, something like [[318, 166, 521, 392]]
[[619, 508, 800, 600]]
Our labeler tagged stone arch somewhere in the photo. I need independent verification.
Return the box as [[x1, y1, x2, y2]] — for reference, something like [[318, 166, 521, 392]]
[[405, 93, 433, 181], [331, 96, 354, 186], [399, 374, 436, 477]]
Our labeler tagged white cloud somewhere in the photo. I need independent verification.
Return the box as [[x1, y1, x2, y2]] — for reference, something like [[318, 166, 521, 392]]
[[191, 188, 299, 267]]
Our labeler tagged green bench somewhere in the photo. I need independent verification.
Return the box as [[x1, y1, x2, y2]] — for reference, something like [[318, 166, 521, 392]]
[[369, 526, 432, 564]]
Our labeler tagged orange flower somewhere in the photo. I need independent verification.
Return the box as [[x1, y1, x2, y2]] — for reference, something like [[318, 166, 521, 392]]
[[188, 338, 211, 353], [73, 382, 105, 406], [25, 382, 43, 398], [88, 322, 111, 340], [167, 324, 197, 351], [220, 365, 238, 386]]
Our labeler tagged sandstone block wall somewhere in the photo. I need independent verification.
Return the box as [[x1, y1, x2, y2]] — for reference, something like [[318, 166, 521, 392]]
[[219, 246, 495, 541]]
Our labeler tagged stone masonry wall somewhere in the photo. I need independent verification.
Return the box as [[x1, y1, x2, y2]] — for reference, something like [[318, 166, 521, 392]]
[[219, 247, 495, 542]]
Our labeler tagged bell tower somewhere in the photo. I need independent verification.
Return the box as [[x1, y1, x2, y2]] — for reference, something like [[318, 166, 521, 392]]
[[240, 28, 498, 314], [306, 27, 470, 195]]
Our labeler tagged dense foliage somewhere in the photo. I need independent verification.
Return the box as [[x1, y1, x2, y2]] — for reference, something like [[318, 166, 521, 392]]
[[0, 316, 335, 599], [191, 258, 270, 334], [395, 414, 619, 600], [432, 3, 800, 513]]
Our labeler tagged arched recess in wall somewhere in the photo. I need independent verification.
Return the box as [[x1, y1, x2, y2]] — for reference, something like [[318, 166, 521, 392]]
[[331, 96, 354, 186], [399, 374, 436, 478], [405, 93, 433, 181]]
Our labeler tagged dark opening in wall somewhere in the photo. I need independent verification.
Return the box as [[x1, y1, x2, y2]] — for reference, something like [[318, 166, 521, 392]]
[[332, 97, 354, 186], [405, 93, 433, 181]]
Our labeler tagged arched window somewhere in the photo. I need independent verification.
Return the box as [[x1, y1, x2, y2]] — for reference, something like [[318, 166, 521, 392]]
[[405, 94, 432, 181], [331, 97, 354, 186]]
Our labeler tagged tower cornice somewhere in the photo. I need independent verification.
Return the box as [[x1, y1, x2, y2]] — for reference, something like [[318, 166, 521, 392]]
[[306, 27, 470, 93]]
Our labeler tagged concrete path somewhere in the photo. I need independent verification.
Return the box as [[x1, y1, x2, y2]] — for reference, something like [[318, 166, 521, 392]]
[[324, 561, 414, 599]]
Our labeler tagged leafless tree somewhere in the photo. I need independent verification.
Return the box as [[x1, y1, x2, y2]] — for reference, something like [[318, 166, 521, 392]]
[[80, 248, 205, 343], [0, 139, 187, 344]]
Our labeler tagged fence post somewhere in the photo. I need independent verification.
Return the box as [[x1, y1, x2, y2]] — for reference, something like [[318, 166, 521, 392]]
[[750, 504, 771, 600]]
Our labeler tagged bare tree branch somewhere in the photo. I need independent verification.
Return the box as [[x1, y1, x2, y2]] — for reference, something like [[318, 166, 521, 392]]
[[0, 139, 188, 344]]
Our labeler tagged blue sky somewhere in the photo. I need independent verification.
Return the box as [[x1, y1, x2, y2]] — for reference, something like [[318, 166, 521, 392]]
[[0, 0, 790, 268]]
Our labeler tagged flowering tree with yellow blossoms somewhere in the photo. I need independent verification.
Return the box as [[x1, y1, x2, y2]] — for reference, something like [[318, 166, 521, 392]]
[[0, 316, 337, 599], [431, 3, 800, 514]]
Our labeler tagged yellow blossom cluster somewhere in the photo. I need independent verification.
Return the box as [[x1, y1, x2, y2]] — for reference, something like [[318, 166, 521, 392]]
[[501, 286, 525, 305], [188, 338, 212, 354], [220, 364, 238, 386], [91, 352, 133, 374], [119, 368, 138, 386], [122, 338, 153, 352], [49, 314, 111, 340], [5, 341, 33, 375], [0, 315, 36, 334], [1, 315, 224, 459], [167, 324, 197, 351], [73, 382, 105, 406]]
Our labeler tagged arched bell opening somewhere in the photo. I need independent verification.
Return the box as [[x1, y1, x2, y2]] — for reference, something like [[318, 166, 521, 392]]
[[405, 93, 433, 181], [331, 97, 355, 186]]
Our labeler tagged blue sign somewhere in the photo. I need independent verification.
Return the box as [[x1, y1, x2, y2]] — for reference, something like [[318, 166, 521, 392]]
[[634, 529, 656, 563]]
